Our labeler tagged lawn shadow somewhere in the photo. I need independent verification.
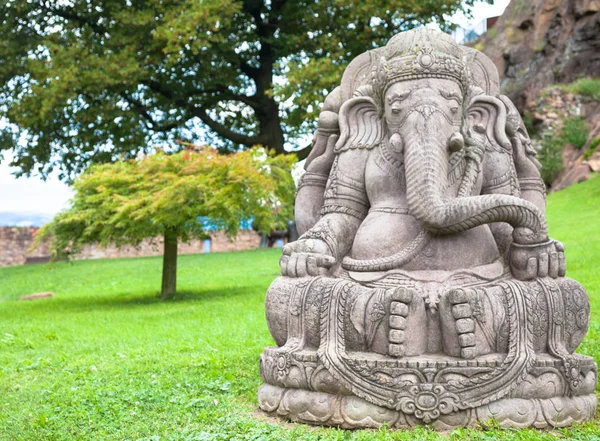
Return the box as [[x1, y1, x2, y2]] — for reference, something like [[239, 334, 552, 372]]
[[20, 285, 265, 314]]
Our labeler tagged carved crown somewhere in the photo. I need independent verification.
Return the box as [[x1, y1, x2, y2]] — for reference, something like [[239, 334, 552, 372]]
[[370, 28, 469, 96]]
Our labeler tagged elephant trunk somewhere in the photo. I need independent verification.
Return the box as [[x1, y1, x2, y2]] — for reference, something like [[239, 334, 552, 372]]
[[403, 112, 548, 245]]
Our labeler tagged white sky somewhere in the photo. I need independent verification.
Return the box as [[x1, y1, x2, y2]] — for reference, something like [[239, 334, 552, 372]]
[[0, 152, 73, 214], [450, 0, 509, 28], [0, 0, 509, 217]]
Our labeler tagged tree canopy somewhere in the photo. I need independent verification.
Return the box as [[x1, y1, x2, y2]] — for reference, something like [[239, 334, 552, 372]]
[[35, 145, 296, 298], [0, 0, 480, 180]]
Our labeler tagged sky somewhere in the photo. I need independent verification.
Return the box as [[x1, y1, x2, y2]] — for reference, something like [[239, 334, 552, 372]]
[[0, 0, 510, 218], [449, 0, 510, 28], [0, 152, 74, 215]]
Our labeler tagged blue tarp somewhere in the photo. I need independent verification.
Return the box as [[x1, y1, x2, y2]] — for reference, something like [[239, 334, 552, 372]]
[[197, 216, 254, 231]]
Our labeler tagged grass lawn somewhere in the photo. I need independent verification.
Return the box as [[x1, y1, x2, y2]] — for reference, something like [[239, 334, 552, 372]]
[[1, 175, 599, 441]]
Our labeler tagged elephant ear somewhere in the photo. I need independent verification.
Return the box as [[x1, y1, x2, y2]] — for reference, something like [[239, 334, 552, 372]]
[[499, 95, 541, 162], [460, 47, 500, 96], [499, 94, 544, 174], [465, 94, 512, 151], [335, 90, 384, 153]]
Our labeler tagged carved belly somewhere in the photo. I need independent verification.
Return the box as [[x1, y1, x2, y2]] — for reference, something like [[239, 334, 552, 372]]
[[351, 212, 500, 271], [351, 211, 421, 261]]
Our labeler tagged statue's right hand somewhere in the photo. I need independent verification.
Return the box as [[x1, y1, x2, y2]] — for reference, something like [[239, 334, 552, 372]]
[[279, 239, 336, 277], [509, 239, 566, 280]]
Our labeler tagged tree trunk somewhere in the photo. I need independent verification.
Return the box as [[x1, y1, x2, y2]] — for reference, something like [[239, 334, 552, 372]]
[[258, 96, 286, 154], [254, 34, 286, 155], [161, 228, 178, 300]]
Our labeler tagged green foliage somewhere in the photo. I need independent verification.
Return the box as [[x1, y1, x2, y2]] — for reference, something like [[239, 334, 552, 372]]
[[522, 109, 537, 137], [538, 116, 589, 186], [538, 134, 565, 186], [2, 175, 600, 439], [575, 78, 600, 100], [584, 138, 600, 160], [558, 77, 600, 101], [35, 146, 296, 258], [0, 0, 480, 179], [562, 116, 589, 149]]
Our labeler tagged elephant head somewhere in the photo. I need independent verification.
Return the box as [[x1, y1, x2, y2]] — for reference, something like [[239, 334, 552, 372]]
[[334, 42, 548, 247]]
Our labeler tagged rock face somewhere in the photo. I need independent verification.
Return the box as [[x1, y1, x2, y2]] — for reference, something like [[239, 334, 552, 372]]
[[524, 85, 600, 191], [258, 28, 597, 430], [477, 0, 600, 111], [476, 0, 600, 192]]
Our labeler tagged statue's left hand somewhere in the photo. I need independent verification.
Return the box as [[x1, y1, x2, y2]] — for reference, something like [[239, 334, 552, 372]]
[[509, 239, 566, 280], [279, 239, 336, 277]]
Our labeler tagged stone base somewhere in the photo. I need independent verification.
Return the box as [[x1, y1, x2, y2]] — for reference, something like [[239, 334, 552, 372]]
[[258, 383, 597, 430]]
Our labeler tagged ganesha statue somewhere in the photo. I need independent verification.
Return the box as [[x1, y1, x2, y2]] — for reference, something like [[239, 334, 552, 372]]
[[258, 29, 596, 429]]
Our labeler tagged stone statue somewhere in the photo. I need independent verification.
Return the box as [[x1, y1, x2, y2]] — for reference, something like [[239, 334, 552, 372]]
[[258, 29, 596, 430]]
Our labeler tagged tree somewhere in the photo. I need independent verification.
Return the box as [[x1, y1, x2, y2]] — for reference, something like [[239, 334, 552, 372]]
[[0, 0, 480, 180], [34, 145, 296, 299]]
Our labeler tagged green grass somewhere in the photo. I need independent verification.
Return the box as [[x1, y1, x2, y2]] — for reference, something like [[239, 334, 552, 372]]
[[561, 116, 589, 150], [558, 77, 600, 102], [585, 138, 600, 161], [1, 176, 600, 440]]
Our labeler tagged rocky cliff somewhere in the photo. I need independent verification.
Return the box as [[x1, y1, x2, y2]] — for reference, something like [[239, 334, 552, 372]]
[[477, 0, 600, 191], [477, 0, 599, 110]]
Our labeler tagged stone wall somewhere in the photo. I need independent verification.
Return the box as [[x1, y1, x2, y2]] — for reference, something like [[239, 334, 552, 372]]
[[0, 227, 262, 267], [0, 227, 52, 267]]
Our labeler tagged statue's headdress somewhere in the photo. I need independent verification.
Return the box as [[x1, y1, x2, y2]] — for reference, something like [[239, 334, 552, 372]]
[[370, 28, 469, 98], [335, 28, 496, 153]]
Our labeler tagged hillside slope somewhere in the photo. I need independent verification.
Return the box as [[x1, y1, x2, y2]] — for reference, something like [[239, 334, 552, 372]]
[[475, 0, 600, 191], [477, 0, 599, 110]]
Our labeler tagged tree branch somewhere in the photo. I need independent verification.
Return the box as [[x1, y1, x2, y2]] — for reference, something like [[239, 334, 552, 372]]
[[39, 2, 107, 35], [118, 92, 180, 132], [240, 61, 259, 82], [143, 79, 260, 111], [191, 107, 266, 147], [143, 80, 175, 100], [271, 0, 288, 13], [142, 80, 267, 146], [211, 90, 260, 110], [242, 0, 264, 27], [268, 0, 288, 26]]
